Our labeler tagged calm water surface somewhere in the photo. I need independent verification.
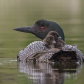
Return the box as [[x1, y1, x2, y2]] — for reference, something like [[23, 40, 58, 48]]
[[0, 0, 84, 84]]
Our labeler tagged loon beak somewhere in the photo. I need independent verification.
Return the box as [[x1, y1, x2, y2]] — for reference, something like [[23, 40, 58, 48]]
[[13, 27, 33, 33]]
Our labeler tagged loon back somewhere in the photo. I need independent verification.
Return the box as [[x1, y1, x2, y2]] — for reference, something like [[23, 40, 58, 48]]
[[17, 33, 57, 62], [17, 41, 47, 61], [17, 41, 56, 62], [17, 43, 84, 62], [13, 19, 65, 40]]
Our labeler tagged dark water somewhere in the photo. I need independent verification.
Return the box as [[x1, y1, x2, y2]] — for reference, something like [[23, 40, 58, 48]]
[[0, 0, 84, 84]]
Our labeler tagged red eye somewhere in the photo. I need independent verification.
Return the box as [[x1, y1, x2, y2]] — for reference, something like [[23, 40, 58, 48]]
[[41, 27, 44, 30]]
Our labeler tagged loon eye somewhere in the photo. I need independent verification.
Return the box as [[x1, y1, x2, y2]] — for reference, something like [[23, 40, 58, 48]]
[[41, 27, 45, 30]]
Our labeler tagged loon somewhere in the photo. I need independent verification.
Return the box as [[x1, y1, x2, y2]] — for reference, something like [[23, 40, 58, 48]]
[[47, 31, 65, 48], [17, 31, 84, 62], [49, 44, 84, 62], [17, 34, 56, 62], [47, 31, 84, 62], [13, 19, 65, 40]]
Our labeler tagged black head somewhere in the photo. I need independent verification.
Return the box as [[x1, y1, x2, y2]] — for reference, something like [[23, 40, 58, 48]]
[[13, 19, 65, 40]]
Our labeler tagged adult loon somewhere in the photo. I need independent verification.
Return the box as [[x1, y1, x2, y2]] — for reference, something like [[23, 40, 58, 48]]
[[17, 34, 56, 62], [17, 31, 84, 62], [13, 19, 65, 40]]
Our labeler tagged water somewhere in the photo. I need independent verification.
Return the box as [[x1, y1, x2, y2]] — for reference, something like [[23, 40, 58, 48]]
[[0, 0, 84, 84], [18, 62, 84, 84]]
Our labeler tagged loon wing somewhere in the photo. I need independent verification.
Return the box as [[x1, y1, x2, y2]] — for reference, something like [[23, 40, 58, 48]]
[[28, 48, 61, 60]]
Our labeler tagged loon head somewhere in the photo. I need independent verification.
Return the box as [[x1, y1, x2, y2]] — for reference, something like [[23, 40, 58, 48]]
[[13, 19, 65, 40], [43, 35, 56, 48]]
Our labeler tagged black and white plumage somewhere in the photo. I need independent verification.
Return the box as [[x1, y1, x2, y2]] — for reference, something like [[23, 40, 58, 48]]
[[17, 31, 84, 63], [61, 45, 84, 62], [17, 35, 56, 62], [17, 41, 49, 61], [17, 43, 84, 62]]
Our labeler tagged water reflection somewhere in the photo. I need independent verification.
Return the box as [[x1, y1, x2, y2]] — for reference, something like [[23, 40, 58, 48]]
[[18, 62, 83, 84]]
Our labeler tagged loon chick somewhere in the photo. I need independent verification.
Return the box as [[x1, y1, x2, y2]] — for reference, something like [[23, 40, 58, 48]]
[[48, 31, 65, 48], [45, 31, 84, 62], [17, 35, 56, 62], [13, 19, 65, 40]]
